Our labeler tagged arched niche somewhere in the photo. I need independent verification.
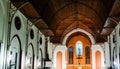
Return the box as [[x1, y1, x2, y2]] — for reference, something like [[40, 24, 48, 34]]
[[53, 46, 66, 69], [8, 35, 22, 69], [95, 51, 101, 69], [26, 43, 34, 69], [56, 51, 62, 69]]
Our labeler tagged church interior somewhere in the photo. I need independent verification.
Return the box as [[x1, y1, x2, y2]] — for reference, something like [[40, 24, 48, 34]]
[[0, 0, 120, 69]]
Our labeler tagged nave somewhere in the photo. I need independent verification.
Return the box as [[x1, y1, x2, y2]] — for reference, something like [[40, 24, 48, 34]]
[[0, 0, 120, 69]]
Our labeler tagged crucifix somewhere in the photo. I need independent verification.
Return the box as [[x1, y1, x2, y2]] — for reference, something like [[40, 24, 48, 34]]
[[77, 56, 82, 69]]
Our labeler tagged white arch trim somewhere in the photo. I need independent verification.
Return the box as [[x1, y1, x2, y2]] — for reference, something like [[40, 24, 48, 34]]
[[10, 37, 21, 69], [92, 45, 105, 69], [62, 28, 95, 45]]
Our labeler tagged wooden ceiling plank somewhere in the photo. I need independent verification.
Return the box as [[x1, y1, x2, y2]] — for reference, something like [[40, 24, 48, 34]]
[[10, 0, 29, 2], [51, 4, 104, 33]]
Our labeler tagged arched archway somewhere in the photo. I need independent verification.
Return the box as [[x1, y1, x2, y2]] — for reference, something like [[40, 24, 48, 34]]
[[95, 51, 101, 69], [9, 35, 22, 69], [26, 43, 34, 69], [56, 51, 62, 69], [67, 35, 92, 69]]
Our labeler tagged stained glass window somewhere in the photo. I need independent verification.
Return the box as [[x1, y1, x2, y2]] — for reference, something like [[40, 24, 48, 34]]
[[86, 46, 90, 64], [76, 41, 82, 56], [69, 47, 73, 64]]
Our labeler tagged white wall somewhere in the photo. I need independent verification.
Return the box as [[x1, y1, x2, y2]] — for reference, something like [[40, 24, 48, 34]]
[[0, 0, 47, 69], [10, 10, 28, 69], [115, 23, 120, 69], [8, 3, 47, 69], [28, 22, 39, 69], [112, 23, 120, 69], [38, 31, 46, 59], [53, 44, 105, 69]]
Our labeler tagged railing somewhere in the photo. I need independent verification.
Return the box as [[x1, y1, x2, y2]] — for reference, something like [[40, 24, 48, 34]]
[[67, 64, 92, 69], [67, 65, 120, 69]]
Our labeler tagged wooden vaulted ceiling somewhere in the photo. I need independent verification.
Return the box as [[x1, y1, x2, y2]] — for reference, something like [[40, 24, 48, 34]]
[[11, 0, 120, 43]]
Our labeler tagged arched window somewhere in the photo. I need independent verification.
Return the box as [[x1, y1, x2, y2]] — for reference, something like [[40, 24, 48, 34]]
[[69, 47, 73, 64], [86, 46, 90, 64], [76, 41, 82, 56]]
